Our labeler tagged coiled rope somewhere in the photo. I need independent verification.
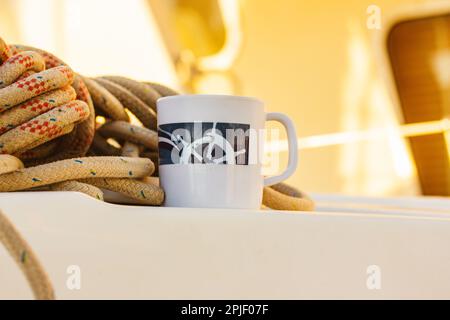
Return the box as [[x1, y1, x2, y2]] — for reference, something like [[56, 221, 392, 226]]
[[0, 39, 165, 204], [0, 36, 314, 299]]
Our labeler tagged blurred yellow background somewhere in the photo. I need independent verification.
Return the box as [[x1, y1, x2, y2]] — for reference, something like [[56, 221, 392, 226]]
[[1, 0, 448, 196]]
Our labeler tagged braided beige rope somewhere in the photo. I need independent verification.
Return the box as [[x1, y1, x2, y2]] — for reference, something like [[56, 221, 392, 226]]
[[98, 120, 158, 150], [17, 124, 75, 156], [7, 45, 96, 164], [0, 38, 164, 201], [140, 151, 159, 176], [0, 100, 89, 155], [0, 209, 54, 300], [94, 78, 157, 130], [0, 66, 74, 111], [121, 141, 140, 157], [49, 180, 104, 200], [263, 183, 315, 211], [18, 138, 59, 160], [91, 133, 121, 156], [0, 86, 76, 135], [0, 153, 23, 174], [0, 51, 45, 89], [145, 82, 179, 97], [82, 178, 164, 205], [82, 76, 129, 122], [101, 76, 161, 112], [0, 48, 57, 301], [0, 43, 95, 165], [0, 156, 154, 191]]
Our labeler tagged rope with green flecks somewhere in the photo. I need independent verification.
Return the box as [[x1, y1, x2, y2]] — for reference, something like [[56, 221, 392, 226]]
[[0, 37, 166, 204], [0, 209, 54, 300], [3, 42, 96, 165]]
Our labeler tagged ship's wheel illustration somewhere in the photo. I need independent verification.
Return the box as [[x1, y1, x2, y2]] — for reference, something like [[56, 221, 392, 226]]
[[159, 123, 246, 164]]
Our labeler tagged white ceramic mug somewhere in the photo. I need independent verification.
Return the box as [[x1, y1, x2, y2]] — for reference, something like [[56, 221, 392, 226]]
[[156, 94, 298, 209]]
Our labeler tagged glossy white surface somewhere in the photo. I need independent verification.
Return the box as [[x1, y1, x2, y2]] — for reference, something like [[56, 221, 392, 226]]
[[0, 191, 449, 299]]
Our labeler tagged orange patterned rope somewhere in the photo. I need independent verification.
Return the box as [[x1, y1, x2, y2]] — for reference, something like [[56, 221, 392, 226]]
[[0, 100, 89, 155], [8, 44, 96, 164], [0, 86, 76, 135], [0, 38, 163, 202], [0, 66, 74, 112], [0, 51, 45, 89]]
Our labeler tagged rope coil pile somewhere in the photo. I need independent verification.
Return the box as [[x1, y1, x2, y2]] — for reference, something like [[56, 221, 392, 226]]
[[0, 36, 314, 299], [0, 38, 165, 204]]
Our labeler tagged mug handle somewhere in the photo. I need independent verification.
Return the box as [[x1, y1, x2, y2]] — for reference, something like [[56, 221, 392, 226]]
[[263, 112, 298, 187]]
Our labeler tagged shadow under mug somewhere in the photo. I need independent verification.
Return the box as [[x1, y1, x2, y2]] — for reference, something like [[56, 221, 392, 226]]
[[156, 94, 298, 209]]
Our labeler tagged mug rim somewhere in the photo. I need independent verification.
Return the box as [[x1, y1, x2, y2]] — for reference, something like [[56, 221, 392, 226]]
[[157, 94, 264, 105]]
